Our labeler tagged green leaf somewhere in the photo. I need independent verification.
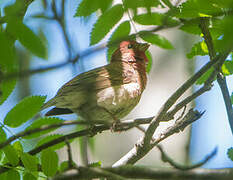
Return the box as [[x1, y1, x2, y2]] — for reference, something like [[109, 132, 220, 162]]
[[175, 0, 222, 18], [0, 128, 7, 143], [59, 161, 76, 172], [145, 50, 152, 73], [107, 21, 131, 61], [186, 41, 209, 59], [7, 19, 47, 58], [179, 19, 201, 35], [24, 117, 63, 139], [3, 145, 19, 166], [196, 68, 214, 85], [133, 13, 178, 26], [6, 170, 20, 180], [90, 4, 124, 45], [4, 96, 46, 128], [227, 147, 233, 161], [21, 153, 38, 172], [0, 32, 17, 105], [75, 0, 113, 17], [12, 141, 23, 156], [36, 134, 65, 151], [88, 161, 101, 167], [41, 149, 58, 177], [0, 172, 7, 180], [124, 0, 160, 14], [23, 173, 37, 180], [140, 32, 173, 49]]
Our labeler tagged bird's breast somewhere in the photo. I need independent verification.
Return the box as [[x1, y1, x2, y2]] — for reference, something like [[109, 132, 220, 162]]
[[97, 82, 142, 109]]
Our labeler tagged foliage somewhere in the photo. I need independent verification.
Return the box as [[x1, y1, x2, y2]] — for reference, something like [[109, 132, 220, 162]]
[[0, 0, 232, 179]]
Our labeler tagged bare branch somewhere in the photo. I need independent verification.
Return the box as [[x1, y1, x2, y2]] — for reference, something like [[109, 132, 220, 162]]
[[52, 165, 233, 180], [157, 145, 217, 170], [113, 109, 204, 166], [200, 17, 233, 135]]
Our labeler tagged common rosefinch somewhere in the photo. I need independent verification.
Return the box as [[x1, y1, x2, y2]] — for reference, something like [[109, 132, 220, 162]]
[[42, 40, 150, 123]]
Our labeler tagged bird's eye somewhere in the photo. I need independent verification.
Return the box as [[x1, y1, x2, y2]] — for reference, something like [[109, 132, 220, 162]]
[[128, 44, 133, 49]]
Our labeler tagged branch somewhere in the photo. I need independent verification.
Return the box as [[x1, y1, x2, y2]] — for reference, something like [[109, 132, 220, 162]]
[[199, 17, 233, 135], [113, 51, 230, 166], [157, 145, 217, 170], [3, 25, 177, 81], [113, 109, 204, 166], [52, 165, 233, 180]]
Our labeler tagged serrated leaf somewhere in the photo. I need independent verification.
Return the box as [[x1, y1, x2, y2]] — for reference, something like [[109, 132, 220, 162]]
[[4, 96, 46, 128], [140, 32, 173, 49], [6, 170, 20, 180], [36, 134, 65, 151], [133, 13, 178, 26], [227, 147, 233, 161], [196, 68, 214, 85], [24, 117, 63, 139], [3, 145, 19, 166], [107, 21, 131, 61], [145, 50, 152, 73], [21, 153, 38, 172], [23, 173, 37, 180], [175, 0, 222, 18], [7, 19, 47, 58], [186, 41, 209, 59], [179, 19, 201, 35], [75, 0, 113, 17], [41, 149, 58, 177], [0, 32, 17, 105], [90, 4, 124, 45], [124, 0, 160, 14]]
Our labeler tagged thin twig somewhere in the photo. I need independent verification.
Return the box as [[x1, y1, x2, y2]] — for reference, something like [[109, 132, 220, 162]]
[[65, 139, 73, 169], [157, 145, 217, 170], [113, 109, 204, 166], [200, 17, 233, 135]]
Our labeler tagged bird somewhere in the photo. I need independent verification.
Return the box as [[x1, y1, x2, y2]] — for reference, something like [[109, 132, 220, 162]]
[[41, 40, 150, 124]]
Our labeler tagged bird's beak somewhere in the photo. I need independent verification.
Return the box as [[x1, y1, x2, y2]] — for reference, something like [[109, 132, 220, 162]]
[[138, 43, 150, 51]]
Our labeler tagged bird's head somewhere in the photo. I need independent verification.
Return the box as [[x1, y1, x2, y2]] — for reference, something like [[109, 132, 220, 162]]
[[111, 40, 150, 65]]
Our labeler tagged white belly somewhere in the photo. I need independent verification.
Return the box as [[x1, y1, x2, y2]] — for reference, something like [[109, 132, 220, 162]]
[[97, 82, 141, 111]]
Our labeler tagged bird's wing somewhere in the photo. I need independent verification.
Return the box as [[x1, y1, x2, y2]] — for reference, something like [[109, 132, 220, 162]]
[[56, 62, 133, 96]]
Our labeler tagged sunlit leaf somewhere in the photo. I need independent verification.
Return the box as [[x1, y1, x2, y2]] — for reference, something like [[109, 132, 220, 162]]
[[90, 4, 124, 45], [186, 41, 209, 59], [4, 96, 46, 128], [41, 149, 58, 177]]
